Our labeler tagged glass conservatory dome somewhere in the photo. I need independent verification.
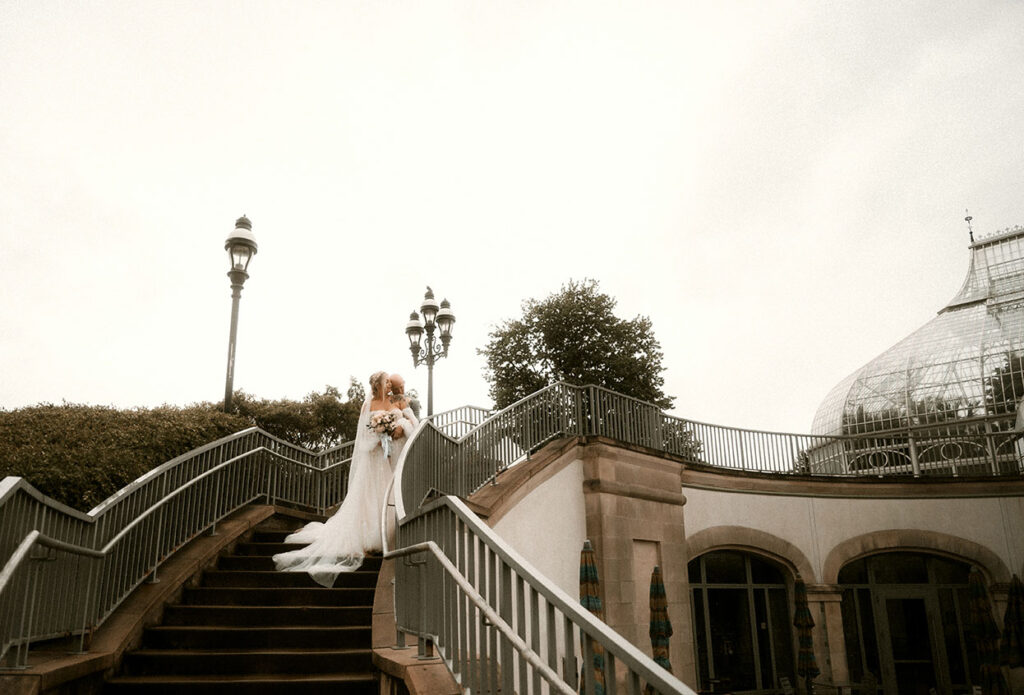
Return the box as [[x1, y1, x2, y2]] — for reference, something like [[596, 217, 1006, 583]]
[[812, 225, 1024, 439]]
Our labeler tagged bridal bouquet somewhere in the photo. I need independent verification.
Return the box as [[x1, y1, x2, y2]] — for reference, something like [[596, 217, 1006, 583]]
[[368, 411, 399, 458]]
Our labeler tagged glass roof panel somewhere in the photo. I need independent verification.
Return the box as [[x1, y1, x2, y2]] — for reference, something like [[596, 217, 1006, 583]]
[[812, 226, 1024, 437]]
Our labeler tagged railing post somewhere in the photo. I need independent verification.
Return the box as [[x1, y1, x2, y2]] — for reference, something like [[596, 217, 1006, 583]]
[[985, 420, 1000, 475], [319, 457, 326, 515], [268, 452, 277, 507], [416, 555, 435, 660], [393, 584, 407, 649], [14, 560, 35, 669], [587, 386, 598, 436], [651, 408, 665, 451], [76, 556, 97, 655], [574, 385, 583, 437], [209, 471, 221, 536], [149, 475, 168, 584], [909, 431, 921, 478]]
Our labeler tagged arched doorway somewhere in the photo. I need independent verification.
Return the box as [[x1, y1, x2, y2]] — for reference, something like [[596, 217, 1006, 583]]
[[838, 552, 979, 695], [689, 550, 796, 693]]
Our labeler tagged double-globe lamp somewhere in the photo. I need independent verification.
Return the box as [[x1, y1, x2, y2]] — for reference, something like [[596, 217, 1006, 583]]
[[223, 215, 258, 412], [405, 287, 455, 417]]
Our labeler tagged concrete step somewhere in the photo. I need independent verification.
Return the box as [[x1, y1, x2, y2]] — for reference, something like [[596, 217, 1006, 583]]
[[182, 586, 375, 607], [105, 515, 382, 694], [104, 672, 377, 695], [121, 648, 372, 676], [218, 553, 383, 572], [201, 569, 379, 588], [162, 604, 371, 627], [144, 625, 371, 650], [233, 542, 308, 556], [217, 554, 279, 571], [250, 530, 305, 543]]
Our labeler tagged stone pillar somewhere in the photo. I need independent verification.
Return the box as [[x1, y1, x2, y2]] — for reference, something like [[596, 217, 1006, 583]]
[[579, 439, 695, 684], [807, 585, 849, 686]]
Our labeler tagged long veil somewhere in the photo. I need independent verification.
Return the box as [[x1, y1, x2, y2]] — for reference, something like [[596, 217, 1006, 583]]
[[272, 398, 390, 587]]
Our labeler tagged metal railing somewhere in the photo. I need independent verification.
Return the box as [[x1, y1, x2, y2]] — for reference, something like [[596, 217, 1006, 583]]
[[427, 405, 492, 439], [385, 384, 1020, 695], [395, 384, 1024, 515], [0, 404, 501, 669], [3, 384, 1021, 671], [389, 495, 697, 695], [0, 428, 353, 668]]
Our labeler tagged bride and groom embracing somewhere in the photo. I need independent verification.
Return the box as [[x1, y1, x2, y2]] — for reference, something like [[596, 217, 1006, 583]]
[[273, 371, 419, 587]]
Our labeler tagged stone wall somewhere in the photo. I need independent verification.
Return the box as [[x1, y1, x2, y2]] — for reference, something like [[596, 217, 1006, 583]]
[[473, 437, 1024, 690]]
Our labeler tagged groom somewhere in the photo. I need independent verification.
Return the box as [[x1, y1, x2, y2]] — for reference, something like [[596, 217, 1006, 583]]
[[388, 373, 421, 418]]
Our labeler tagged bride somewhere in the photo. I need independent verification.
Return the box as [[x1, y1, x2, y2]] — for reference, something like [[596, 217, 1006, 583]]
[[273, 371, 419, 587]]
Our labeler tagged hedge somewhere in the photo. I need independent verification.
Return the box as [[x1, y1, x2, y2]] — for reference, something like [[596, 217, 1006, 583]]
[[0, 384, 364, 512]]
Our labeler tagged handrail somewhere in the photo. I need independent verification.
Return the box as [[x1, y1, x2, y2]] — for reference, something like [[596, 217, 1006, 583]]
[[394, 382, 583, 519], [390, 495, 696, 695], [394, 382, 1023, 519], [0, 431, 356, 668], [95, 449, 264, 554], [88, 427, 351, 515], [1, 427, 353, 558], [388, 540, 576, 695], [0, 478, 94, 521], [4, 382, 1022, 672]]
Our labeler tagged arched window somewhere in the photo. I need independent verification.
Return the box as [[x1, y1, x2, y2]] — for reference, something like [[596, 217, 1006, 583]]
[[839, 552, 979, 694], [689, 550, 795, 693]]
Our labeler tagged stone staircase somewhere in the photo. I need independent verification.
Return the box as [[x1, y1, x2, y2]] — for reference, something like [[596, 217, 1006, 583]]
[[104, 519, 380, 694]]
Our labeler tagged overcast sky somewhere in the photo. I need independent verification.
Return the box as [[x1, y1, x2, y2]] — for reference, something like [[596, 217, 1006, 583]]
[[2, 1, 1022, 433]]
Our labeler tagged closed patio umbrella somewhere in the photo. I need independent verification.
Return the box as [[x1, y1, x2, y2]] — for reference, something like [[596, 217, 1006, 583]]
[[1000, 574, 1024, 669], [644, 565, 673, 695], [579, 540, 606, 695], [793, 578, 820, 693], [968, 568, 1009, 695]]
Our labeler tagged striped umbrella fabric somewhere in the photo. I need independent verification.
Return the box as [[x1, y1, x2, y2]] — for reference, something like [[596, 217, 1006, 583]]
[[793, 578, 820, 691], [1000, 574, 1024, 669], [644, 565, 673, 695], [579, 540, 606, 695], [968, 568, 1009, 695]]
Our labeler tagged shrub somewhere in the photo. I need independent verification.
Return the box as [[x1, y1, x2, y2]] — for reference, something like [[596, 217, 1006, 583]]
[[0, 403, 249, 511], [0, 383, 363, 512], [232, 382, 362, 451]]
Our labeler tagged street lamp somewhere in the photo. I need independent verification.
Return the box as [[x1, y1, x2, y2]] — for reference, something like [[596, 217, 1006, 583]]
[[223, 215, 257, 412], [405, 287, 455, 416]]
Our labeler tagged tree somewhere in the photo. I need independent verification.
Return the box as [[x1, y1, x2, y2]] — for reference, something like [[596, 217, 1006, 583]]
[[478, 279, 674, 410], [232, 382, 363, 450]]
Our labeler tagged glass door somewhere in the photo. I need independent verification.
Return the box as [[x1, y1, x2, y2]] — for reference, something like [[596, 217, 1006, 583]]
[[875, 590, 951, 695]]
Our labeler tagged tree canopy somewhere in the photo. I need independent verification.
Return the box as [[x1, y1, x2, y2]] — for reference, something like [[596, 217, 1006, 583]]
[[478, 279, 674, 410]]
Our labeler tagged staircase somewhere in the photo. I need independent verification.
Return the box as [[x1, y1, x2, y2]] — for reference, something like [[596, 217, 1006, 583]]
[[105, 518, 380, 694]]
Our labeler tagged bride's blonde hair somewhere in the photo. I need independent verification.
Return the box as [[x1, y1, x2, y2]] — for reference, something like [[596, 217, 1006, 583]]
[[369, 371, 389, 398]]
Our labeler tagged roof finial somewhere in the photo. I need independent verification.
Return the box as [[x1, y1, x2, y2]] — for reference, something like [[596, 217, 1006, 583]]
[[965, 209, 974, 243]]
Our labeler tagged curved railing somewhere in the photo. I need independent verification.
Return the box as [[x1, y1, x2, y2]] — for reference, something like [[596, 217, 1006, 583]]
[[0, 428, 354, 668], [386, 386, 1018, 695], [394, 383, 1024, 519], [426, 405, 492, 439], [0, 404, 498, 668], [4, 384, 1021, 672]]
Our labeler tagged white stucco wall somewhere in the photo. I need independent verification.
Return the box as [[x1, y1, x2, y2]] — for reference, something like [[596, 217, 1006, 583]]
[[683, 486, 1024, 581], [491, 459, 588, 598]]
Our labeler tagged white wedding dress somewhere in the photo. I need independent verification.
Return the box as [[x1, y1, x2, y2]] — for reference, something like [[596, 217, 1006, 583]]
[[273, 399, 418, 587]]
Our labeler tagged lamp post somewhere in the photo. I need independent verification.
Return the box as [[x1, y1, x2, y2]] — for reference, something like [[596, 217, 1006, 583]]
[[223, 215, 258, 412], [405, 287, 455, 416]]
